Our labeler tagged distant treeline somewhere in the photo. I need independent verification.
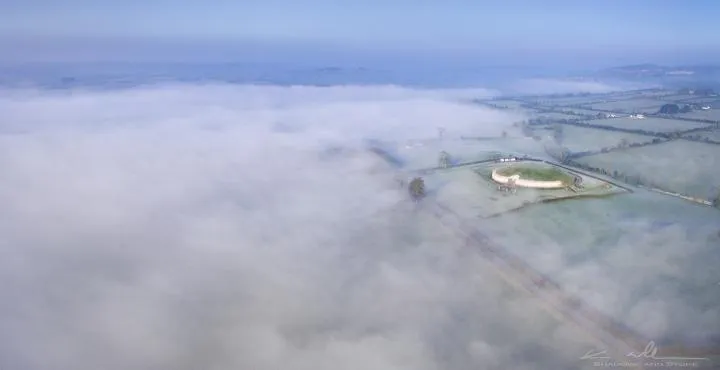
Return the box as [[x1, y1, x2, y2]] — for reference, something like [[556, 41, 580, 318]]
[[568, 138, 672, 159], [654, 113, 720, 125], [681, 134, 720, 145], [526, 117, 716, 140], [532, 103, 719, 125]]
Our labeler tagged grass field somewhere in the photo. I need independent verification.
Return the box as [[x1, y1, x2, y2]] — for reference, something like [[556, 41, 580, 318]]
[[497, 164, 574, 183], [675, 109, 720, 121], [535, 96, 605, 106], [657, 94, 698, 101], [592, 117, 711, 133], [530, 111, 580, 120], [632, 90, 678, 97], [682, 97, 720, 105], [559, 125, 656, 153], [682, 129, 720, 142], [555, 108, 608, 117], [575, 140, 720, 199], [589, 99, 667, 113], [537, 91, 665, 106]]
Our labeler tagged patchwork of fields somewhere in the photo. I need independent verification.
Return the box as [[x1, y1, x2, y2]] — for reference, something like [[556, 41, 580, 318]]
[[535, 96, 606, 106], [591, 117, 711, 132], [674, 109, 720, 121], [588, 98, 667, 113], [657, 94, 698, 101], [683, 97, 720, 105], [575, 140, 720, 199], [556, 108, 608, 116], [560, 125, 655, 153], [530, 111, 580, 120], [474, 88, 720, 203]]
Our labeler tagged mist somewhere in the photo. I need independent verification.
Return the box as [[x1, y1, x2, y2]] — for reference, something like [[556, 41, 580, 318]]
[[507, 78, 654, 95], [0, 83, 718, 370]]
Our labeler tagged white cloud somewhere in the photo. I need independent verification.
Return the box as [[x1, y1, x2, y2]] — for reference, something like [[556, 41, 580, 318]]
[[507, 78, 650, 95]]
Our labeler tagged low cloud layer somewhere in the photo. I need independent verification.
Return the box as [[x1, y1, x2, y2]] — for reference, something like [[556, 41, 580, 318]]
[[0, 84, 717, 370], [507, 78, 652, 95]]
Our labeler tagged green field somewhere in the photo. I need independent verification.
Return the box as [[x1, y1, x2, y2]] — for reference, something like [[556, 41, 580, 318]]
[[556, 108, 607, 117], [683, 97, 720, 105], [588, 98, 667, 113], [559, 125, 656, 153], [592, 117, 711, 133], [535, 96, 605, 106], [675, 109, 720, 121], [575, 140, 720, 199], [497, 164, 574, 184], [682, 129, 720, 142], [657, 94, 698, 101], [530, 111, 580, 120]]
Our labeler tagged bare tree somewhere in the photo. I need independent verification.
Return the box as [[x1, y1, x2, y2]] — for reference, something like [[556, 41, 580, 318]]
[[558, 147, 572, 163], [408, 177, 426, 202]]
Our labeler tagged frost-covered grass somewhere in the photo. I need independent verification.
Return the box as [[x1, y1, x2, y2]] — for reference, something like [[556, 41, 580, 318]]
[[682, 129, 720, 141], [530, 111, 579, 120], [556, 108, 607, 116], [675, 109, 720, 121], [560, 125, 655, 153], [682, 97, 720, 105], [589, 98, 667, 113], [657, 94, 697, 101], [536, 96, 605, 105], [592, 117, 711, 133], [575, 140, 720, 198]]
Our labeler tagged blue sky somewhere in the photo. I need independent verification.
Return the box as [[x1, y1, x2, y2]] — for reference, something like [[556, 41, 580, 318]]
[[1, 0, 719, 64]]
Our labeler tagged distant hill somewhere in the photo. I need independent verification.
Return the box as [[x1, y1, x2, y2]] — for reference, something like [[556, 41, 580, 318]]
[[600, 64, 720, 77], [602, 63, 668, 76]]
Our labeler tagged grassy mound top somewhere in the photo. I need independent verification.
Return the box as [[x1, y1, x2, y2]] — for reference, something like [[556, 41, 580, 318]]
[[497, 165, 573, 184]]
